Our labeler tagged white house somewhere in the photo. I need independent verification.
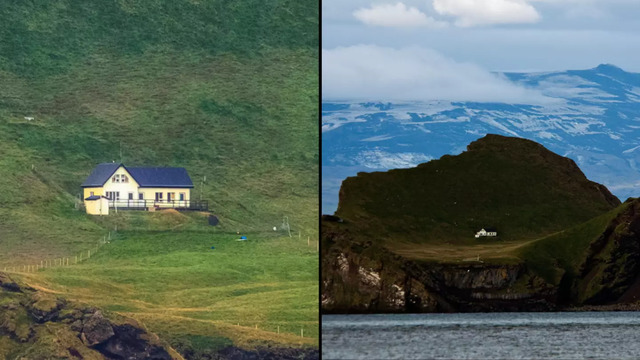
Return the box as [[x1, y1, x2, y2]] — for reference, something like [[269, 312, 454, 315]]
[[475, 228, 498, 238]]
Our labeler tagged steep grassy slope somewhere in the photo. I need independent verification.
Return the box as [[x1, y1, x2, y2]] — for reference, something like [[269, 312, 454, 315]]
[[518, 198, 640, 305], [0, 0, 318, 266], [336, 134, 619, 244], [0, 1, 317, 78], [0, 1, 318, 356]]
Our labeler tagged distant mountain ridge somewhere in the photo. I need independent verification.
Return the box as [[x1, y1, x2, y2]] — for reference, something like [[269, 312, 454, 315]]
[[322, 64, 640, 213]]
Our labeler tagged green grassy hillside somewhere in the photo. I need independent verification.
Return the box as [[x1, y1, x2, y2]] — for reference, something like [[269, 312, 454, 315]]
[[0, 0, 318, 355], [0, 0, 318, 266], [20, 230, 319, 350], [336, 134, 619, 244]]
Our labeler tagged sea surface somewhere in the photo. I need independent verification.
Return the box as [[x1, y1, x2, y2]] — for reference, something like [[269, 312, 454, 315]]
[[323, 312, 640, 359]]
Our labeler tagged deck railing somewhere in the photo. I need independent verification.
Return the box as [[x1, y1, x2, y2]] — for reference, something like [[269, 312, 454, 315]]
[[108, 199, 209, 211]]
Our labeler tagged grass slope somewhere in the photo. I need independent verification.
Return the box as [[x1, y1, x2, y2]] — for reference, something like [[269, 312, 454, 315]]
[[0, 0, 318, 263], [336, 134, 619, 244], [0, 0, 318, 353], [516, 205, 627, 286], [19, 228, 318, 349]]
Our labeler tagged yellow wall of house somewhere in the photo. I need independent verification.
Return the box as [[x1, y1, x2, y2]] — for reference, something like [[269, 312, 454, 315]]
[[83, 187, 103, 199], [138, 188, 191, 202], [82, 164, 192, 211]]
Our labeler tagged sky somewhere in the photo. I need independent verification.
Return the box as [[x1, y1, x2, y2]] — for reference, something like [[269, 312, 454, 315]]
[[322, 0, 640, 102]]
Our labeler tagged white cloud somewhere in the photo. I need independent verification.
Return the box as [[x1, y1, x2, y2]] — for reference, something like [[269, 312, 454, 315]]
[[433, 0, 541, 27], [353, 3, 447, 28], [322, 45, 557, 104]]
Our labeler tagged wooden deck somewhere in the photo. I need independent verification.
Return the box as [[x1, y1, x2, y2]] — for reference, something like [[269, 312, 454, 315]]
[[108, 199, 209, 211]]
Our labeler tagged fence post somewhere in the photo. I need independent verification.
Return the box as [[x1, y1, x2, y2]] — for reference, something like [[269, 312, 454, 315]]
[[301, 328, 304, 337], [307, 237, 310, 246], [277, 326, 280, 334], [75, 255, 77, 264], [88, 250, 91, 259]]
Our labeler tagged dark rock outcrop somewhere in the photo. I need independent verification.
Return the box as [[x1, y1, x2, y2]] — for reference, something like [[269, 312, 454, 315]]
[[81, 310, 115, 346], [0, 272, 176, 359]]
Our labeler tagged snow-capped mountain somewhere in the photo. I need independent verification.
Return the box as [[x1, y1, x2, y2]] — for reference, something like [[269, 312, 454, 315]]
[[322, 64, 640, 214]]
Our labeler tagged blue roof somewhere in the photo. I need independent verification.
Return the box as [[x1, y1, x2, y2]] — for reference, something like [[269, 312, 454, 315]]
[[85, 195, 108, 200], [81, 163, 194, 188], [81, 163, 121, 187], [127, 167, 194, 188]]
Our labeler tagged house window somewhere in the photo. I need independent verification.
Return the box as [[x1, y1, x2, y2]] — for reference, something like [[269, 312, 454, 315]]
[[106, 191, 120, 200], [138, 193, 144, 200], [112, 174, 128, 183], [168, 192, 175, 201], [179, 193, 185, 201], [128, 192, 134, 200], [90, 191, 94, 196], [155, 192, 163, 201]]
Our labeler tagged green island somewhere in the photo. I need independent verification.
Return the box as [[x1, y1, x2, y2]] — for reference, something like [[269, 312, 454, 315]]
[[323, 135, 640, 313]]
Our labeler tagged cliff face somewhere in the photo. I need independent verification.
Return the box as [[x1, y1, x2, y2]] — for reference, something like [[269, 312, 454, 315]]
[[323, 199, 640, 313], [322, 223, 557, 313]]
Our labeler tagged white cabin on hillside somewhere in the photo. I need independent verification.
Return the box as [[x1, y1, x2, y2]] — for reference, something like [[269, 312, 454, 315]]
[[475, 228, 498, 238]]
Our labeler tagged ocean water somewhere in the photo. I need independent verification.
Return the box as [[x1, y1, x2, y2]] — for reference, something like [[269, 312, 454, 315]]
[[322, 312, 640, 359]]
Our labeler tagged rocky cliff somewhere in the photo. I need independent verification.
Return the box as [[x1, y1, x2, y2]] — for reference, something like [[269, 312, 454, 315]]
[[0, 272, 177, 359], [322, 221, 557, 313]]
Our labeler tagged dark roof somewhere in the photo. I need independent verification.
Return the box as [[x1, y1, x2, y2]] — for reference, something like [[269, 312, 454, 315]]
[[81, 163, 194, 188], [127, 167, 194, 188], [84, 195, 108, 200], [81, 163, 121, 187]]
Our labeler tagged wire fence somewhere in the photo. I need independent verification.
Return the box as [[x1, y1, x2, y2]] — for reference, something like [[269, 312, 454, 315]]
[[2, 232, 111, 274], [0, 228, 317, 339]]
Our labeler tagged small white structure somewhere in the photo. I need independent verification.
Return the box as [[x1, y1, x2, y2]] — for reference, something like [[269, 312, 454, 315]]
[[84, 195, 109, 216], [475, 228, 497, 238]]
